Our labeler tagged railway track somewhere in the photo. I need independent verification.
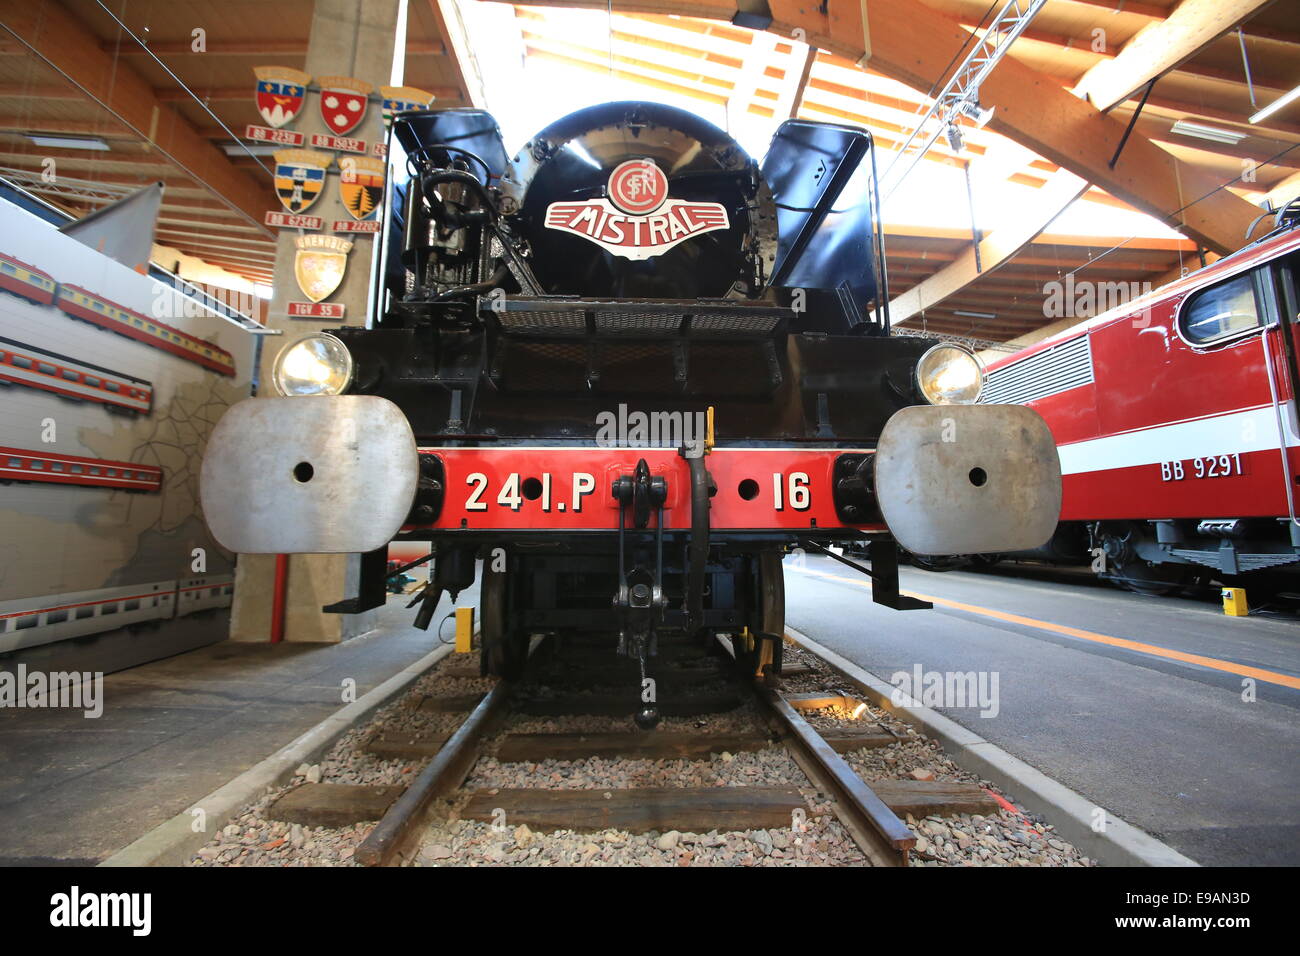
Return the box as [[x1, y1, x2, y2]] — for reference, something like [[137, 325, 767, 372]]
[[188, 630, 1096, 868]]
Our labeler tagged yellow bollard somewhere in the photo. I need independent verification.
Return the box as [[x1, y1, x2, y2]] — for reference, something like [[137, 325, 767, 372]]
[[455, 606, 475, 652], [1221, 588, 1249, 617]]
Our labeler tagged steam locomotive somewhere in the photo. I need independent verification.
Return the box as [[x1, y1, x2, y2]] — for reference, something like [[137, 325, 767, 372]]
[[978, 202, 1300, 596], [202, 103, 1060, 724]]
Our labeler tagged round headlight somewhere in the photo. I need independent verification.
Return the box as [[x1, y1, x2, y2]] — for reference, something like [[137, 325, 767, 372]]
[[272, 332, 354, 397], [916, 343, 984, 405]]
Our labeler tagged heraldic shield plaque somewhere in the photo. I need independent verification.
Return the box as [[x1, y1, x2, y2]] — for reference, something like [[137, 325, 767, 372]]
[[294, 234, 353, 303]]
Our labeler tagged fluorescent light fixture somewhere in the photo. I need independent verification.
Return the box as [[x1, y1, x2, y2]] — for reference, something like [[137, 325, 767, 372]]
[[25, 134, 109, 151], [1170, 120, 1247, 145], [954, 309, 996, 319], [1250, 84, 1300, 124]]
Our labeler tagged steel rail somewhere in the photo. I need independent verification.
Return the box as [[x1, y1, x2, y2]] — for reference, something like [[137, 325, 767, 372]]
[[355, 681, 511, 866], [755, 681, 914, 867]]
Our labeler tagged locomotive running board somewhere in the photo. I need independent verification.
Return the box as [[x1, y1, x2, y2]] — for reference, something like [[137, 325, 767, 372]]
[[201, 397, 420, 554], [873, 404, 1062, 556]]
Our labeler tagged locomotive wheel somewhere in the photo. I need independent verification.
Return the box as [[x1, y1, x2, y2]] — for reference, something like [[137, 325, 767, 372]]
[[1104, 559, 1194, 597], [480, 561, 528, 680], [1094, 524, 1194, 596]]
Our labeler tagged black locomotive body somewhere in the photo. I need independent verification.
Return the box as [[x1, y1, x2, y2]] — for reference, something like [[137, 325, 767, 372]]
[[203, 102, 1061, 724]]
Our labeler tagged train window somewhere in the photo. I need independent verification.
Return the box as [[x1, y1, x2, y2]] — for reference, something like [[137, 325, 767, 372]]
[[101, 603, 117, 615], [123, 599, 140, 611], [30, 461, 43, 470], [11, 355, 31, 368], [224, 585, 234, 595], [16, 615, 37, 629], [75, 606, 94, 619], [89, 467, 100, 476], [85, 377, 100, 387], [70, 465, 83, 474], [151, 597, 158, 607], [7, 458, 18, 467], [38, 362, 55, 375], [51, 463, 62, 472], [210, 587, 220, 596], [106, 382, 120, 392], [46, 610, 67, 624], [0, 262, 14, 274], [62, 369, 78, 381], [106, 469, 116, 476], [1182, 273, 1262, 344]]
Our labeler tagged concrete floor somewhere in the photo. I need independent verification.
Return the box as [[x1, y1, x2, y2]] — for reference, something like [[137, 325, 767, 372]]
[[785, 554, 1300, 867], [0, 586, 474, 865]]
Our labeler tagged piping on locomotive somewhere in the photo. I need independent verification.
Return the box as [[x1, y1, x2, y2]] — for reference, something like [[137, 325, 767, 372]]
[[200, 103, 1061, 725]]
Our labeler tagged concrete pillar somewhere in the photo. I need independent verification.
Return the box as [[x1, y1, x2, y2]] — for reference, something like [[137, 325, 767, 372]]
[[230, 0, 400, 643]]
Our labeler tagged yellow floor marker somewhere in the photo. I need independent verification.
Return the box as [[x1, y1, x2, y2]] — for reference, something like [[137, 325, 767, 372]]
[[1222, 588, 1249, 617], [455, 606, 475, 652]]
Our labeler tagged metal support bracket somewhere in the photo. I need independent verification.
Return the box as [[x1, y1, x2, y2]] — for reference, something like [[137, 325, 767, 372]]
[[322, 546, 390, 614], [799, 538, 931, 611]]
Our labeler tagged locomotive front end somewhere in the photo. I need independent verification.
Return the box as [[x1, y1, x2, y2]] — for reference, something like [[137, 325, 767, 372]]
[[201, 102, 1059, 722]]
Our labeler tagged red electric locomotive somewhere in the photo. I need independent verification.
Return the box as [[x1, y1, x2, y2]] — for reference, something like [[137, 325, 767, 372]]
[[982, 202, 1300, 594]]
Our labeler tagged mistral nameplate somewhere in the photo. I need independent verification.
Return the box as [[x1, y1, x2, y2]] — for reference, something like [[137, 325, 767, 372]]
[[874, 404, 1062, 556], [201, 396, 419, 554]]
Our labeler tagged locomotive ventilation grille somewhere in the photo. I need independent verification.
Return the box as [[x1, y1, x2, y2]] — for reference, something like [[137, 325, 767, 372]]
[[596, 311, 681, 334], [484, 298, 788, 337], [498, 310, 587, 336], [982, 335, 1094, 405]]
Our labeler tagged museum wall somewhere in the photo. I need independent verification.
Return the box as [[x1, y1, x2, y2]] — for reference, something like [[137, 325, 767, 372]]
[[0, 200, 257, 672]]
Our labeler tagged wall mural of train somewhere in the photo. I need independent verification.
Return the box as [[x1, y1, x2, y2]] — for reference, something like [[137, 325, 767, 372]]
[[0, 335, 153, 414], [0, 252, 236, 379], [0, 575, 234, 654], [0, 218, 249, 661], [0, 446, 162, 493]]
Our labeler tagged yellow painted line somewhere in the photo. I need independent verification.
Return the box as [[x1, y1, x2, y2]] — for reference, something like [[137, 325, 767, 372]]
[[791, 565, 1300, 690]]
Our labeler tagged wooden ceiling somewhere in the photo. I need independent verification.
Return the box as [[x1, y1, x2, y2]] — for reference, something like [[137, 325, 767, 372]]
[[0, 0, 1296, 343], [0, 0, 470, 286], [493, 0, 1298, 341]]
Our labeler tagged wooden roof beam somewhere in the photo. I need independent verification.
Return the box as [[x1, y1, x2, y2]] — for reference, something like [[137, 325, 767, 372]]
[[155, 84, 462, 102], [891, 169, 1088, 324], [1, 2, 272, 237], [1074, 0, 1276, 112], [499, 0, 1259, 254], [427, 0, 486, 108], [527, 45, 733, 105], [0, 144, 172, 171]]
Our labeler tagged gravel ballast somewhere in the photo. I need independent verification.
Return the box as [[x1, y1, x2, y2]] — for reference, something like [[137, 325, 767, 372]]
[[187, 643, 1096, 867]]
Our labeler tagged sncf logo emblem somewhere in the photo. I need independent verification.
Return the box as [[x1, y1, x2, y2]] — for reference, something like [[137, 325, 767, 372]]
[[544, 159, 730, 260]]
